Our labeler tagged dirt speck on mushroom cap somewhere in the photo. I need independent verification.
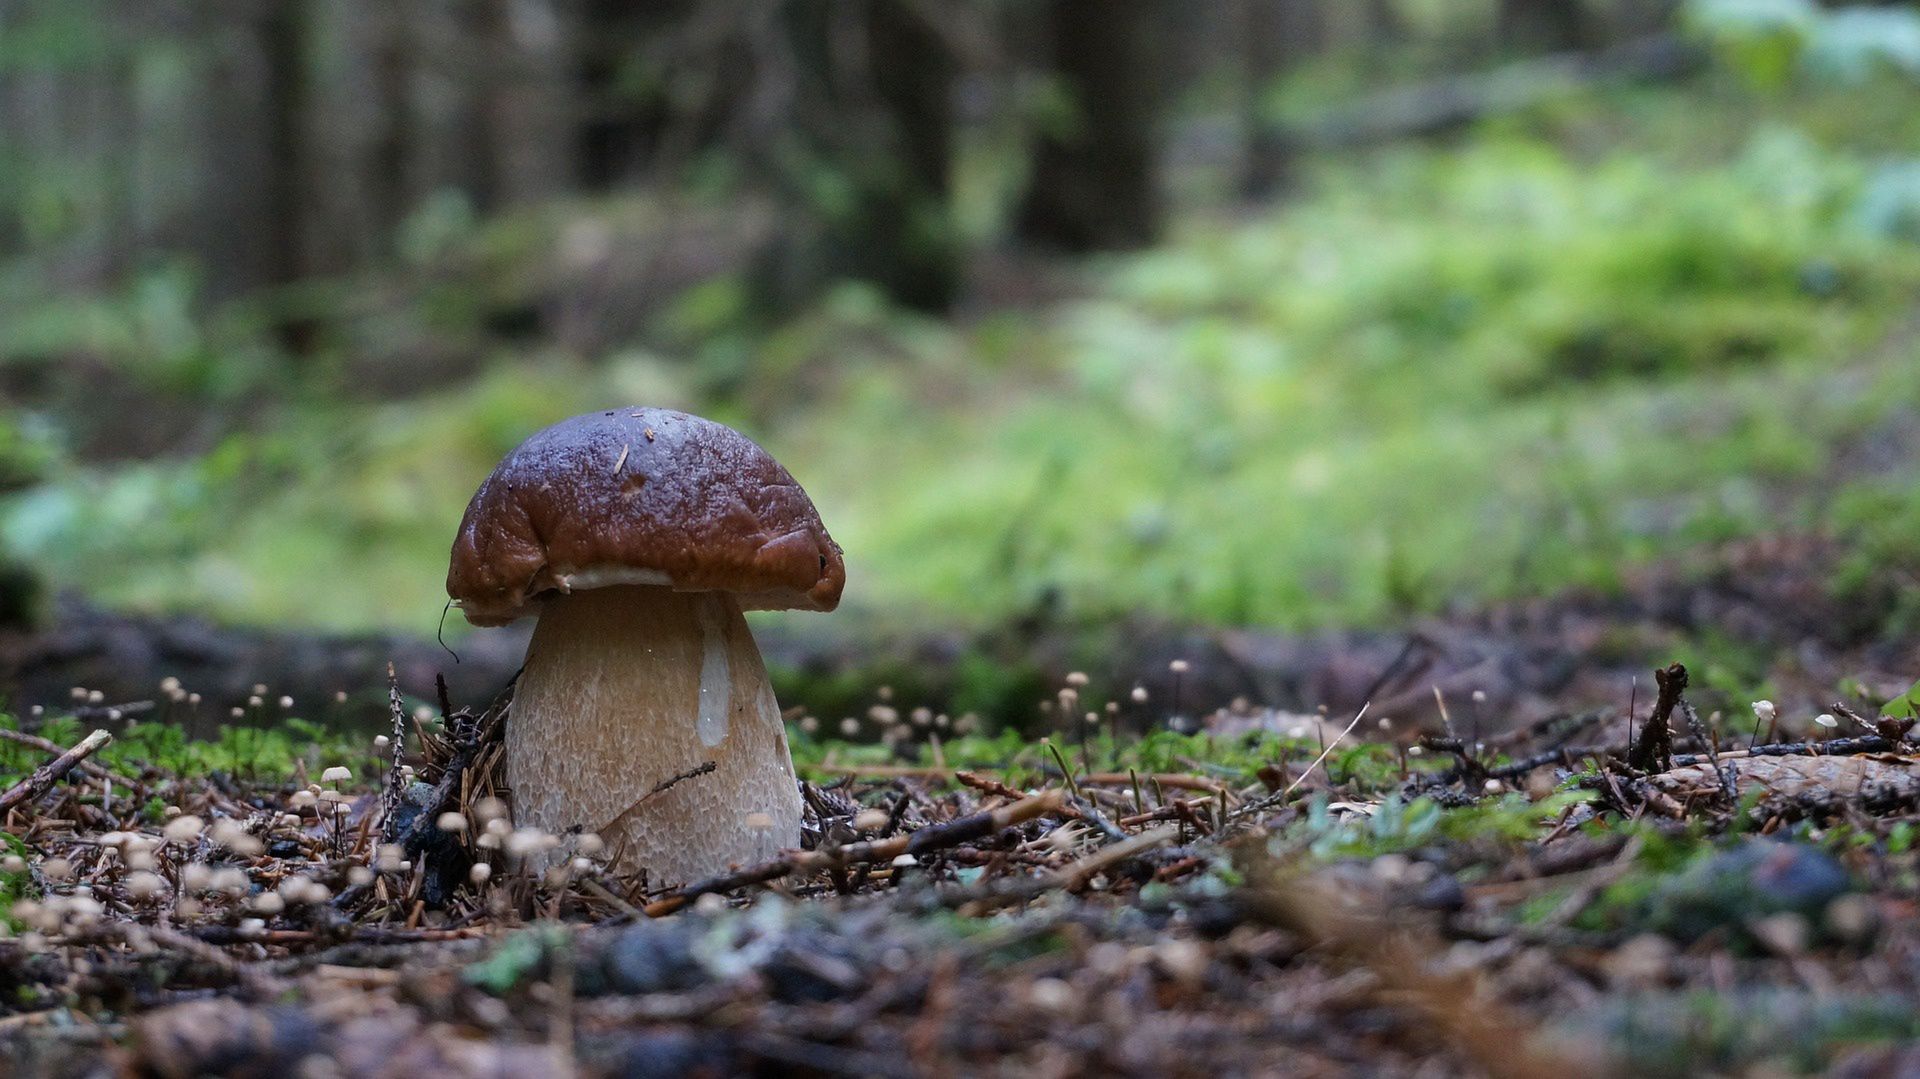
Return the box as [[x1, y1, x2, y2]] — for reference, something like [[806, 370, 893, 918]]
[[447, 408, 844, 625]]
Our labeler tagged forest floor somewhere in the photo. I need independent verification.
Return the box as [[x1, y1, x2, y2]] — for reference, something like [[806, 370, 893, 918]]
[[4, 539, 1920, 1077], [7, 72, 1920, 1078]]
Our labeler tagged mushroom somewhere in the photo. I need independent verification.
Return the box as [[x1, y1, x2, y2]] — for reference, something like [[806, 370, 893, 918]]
[[446, 407, 843, 884]]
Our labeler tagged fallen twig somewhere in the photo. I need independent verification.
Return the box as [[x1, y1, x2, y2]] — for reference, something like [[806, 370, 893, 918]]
[[958, 824, 1182, 912], [818, 763, 1227, 794], [599, 760, 717, 836], [0, 727, 139, 790], [643, 790, 1068, 916], [1673, 694, 1734, 800], [1078, 772, 1226, 794], [0, 729, 112, 814], [955, 770, 1027, 801], [1670, 734, 1895, 766], [1626, 663, 1686, 773], [1227, 703, 1371, 825]]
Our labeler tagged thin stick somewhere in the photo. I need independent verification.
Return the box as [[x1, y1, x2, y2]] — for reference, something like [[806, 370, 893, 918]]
[[0, 729, 112, 813], [1626, 664, 1686, 773], [1049, 823, 1179, 890], [811, 763, 1226, 793], [1284, 703, 1371, 797], [0, 727, 137, 789], [1679, 698, 1735, 803], [1078, 772, 1227, 793], [1224, 704, 1374, 826], [1043, 740, 1082, 801], [379, 662, 407, 831], [643, 790, 1067, 916], [957, 824, 1181, 911], [599, 761, 716, 836], [955, 770, 1027, 801]]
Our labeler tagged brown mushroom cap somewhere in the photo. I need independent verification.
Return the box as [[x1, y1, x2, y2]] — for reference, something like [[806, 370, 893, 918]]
[[447, 408, 844, 626]]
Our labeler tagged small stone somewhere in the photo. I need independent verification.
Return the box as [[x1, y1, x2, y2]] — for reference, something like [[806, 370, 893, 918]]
[[1028, 977, 1075, 1013], [1825, 893, 1879, 944], [1152, 940, 1208, 987], [210, 868, 250, 897], [125, 872, 169, 901], [164, 815, 205, 843], [1748, 912, 1810, 957]]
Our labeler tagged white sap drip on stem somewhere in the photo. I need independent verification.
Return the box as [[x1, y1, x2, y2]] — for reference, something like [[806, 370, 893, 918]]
[[694, 594, 731, 747]]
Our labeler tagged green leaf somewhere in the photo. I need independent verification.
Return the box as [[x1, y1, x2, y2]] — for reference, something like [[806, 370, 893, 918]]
[[463, 924, 569, 994], [1882, 677, 1920, 721]]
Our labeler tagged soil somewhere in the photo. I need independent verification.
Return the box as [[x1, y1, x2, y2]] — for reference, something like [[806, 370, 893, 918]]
[[3, 534, 1919, 1077]]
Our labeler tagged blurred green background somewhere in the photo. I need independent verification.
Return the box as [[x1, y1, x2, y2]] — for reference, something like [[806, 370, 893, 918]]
[[4, 0, 1920, 655]]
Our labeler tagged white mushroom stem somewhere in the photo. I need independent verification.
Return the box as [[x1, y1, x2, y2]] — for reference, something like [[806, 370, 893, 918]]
[[507, 584, 802, 884]]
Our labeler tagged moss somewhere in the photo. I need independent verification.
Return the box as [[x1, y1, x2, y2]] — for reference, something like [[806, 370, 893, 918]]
[[0, 713, 381, 788], [8, 82, 1920, 637]]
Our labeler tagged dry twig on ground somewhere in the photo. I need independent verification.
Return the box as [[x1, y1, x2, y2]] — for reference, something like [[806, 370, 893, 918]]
[[0, 729, 111, 814]]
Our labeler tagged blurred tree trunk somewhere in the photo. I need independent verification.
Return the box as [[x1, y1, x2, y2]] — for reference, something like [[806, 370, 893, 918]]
[[847, 0, 957, 309], [1498, 0, 1591, 53], [1362, 0, 1403, 43], [486, 0, 575, 207], [260, 0, 304, 279], [190, 0, 309, 301], [576, 0, 698, 188], [260, 0, 308, 288], [1242, 0, 1319, 200], [772, 0, 958, 312], [397, 0, 495, 213], [1016, 0, 1163, 252], [368, 2, 417, 257]]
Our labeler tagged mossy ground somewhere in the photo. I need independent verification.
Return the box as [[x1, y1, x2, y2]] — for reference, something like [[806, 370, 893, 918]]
[[7, 78, 1920, 653]]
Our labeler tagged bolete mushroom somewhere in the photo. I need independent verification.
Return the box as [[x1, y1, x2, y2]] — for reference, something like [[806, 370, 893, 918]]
[[446, 407, 843, 884]]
